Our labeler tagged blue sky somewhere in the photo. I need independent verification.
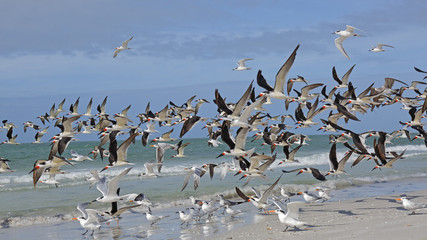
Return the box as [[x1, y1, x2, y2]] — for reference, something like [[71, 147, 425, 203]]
[[1, 0, 427, 142]]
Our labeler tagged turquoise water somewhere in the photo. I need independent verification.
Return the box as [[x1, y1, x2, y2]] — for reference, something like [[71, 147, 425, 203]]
[[0, 134, 426, 238]]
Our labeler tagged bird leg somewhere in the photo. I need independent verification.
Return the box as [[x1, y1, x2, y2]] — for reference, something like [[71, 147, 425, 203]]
[[82, 230, 88, 235], [283, 226, 288, 232]]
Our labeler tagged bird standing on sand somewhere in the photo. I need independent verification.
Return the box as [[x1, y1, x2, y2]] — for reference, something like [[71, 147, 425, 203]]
[[395, 196, 427, 215]]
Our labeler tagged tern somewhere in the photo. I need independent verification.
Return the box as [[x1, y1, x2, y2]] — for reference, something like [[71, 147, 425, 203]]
[[171, 140, 190, 158], [92, 167, 133, 203], [233, 58, 254, 71], [144, 208, 168, 225], [113, 36, 133, 58], [369, 44, 394, 52], [69, 149, 93, 162], [72, 202, 104, 236], [297, 191, 322, 203], [274, 202, 308, 232], [395, 196, 427, 215], [333, 25, 364, 59]]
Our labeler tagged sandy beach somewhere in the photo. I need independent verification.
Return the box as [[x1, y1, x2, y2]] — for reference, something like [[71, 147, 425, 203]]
[[1, 188, 426, 240], [207, 189, 427, 240]]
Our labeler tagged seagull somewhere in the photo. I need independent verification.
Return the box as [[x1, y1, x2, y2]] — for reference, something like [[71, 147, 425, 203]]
[[72, 202, 103, 236], [333, 25, 363, 59], [113, 36, 133, 58], [395, 196, 427, 215], [233, 58, 254, 71], [369, 44, 394, 52], [274, 202, 308, 232]]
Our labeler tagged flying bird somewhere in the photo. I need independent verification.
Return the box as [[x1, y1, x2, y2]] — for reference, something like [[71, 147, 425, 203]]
[[113, 36, 133, 58], [369, 44, 394, 52], [333, 25, 364, 59], [233, 58, 254, 71]]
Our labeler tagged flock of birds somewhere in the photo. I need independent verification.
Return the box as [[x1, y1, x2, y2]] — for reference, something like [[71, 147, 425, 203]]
[[2, 25, 427, 236]]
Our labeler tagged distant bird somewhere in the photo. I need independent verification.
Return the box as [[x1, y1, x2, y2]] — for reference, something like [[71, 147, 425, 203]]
[[144, 208, 168, 225], [113, 36, 133, 58], [171, 140, 190, 158], [395, 196, 427, 215], [181, 166, 207, 191], [333, 25, 363, 59], [0, 158, 14, 173], [233, 58, 254, 71], [282, 167, 326, 181], [297, 191, 322, 203], [369, 44, 394, 52], [414, 67, 427, 80], [69, 150, 93, 162], [139, 160, 161, 177]]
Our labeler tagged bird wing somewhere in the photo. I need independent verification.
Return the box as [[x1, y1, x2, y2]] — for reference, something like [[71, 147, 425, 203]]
[[259, 175, 281, 204], [334, 36, 350, 59], [286, 201, 305, 220], [274, 45, 299, 93], [122, 36, 133, 48], [106, 168, 132, 197]]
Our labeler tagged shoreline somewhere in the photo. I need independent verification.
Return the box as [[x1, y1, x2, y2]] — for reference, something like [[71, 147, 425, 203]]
[[206, 189, 427, 240], [0, 184, 426, 239]]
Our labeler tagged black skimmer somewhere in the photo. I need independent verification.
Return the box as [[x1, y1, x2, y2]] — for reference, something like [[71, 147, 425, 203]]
[[282, 167, 326, 181]]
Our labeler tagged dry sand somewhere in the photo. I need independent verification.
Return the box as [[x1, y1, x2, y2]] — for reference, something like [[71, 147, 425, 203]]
[[206, 189, 427, 240]]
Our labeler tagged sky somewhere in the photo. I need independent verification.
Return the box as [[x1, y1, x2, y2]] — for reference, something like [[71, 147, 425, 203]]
[[1, 0, 427, 142]]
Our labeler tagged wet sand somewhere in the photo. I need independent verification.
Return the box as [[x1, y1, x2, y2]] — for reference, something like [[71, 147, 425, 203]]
[[1, 189, 427, 240], [206, 189, 427, 240]]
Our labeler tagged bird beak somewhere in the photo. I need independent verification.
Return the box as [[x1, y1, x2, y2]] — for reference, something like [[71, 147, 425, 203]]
[[395, 198, 402, 201], [72, 218, 78, 220]]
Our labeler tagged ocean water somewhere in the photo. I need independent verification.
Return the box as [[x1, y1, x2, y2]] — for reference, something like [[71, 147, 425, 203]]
[[0, 134, 426, 239]]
